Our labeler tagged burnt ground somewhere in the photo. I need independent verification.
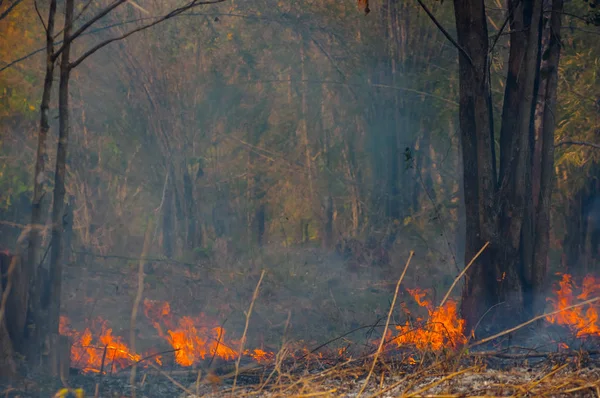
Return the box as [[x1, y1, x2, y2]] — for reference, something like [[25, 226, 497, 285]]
[[4, 347, 600, 397]]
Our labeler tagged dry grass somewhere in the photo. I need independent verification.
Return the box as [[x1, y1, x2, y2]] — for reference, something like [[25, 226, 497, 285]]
[[170, 348, 600, 397]]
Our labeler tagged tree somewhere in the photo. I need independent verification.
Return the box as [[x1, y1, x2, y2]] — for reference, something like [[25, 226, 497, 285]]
[[444, 0, 564, 332], [1, 0, 225, 377]]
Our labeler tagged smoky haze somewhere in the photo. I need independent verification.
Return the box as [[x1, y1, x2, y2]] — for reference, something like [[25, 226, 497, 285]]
[[2, 0, 465, 356]]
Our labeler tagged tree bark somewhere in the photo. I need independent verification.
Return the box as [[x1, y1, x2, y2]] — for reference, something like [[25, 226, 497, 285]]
[[47, 0, 74, 373], [453, 0, 498, 331], [495, 0, 542, 320], [25, 0, 57, 365], [532, 0, 563, 311]]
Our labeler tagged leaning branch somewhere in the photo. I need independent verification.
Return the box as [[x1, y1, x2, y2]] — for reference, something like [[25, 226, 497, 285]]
[[68, 0, 225, 69], [415, 0, 473, 66], [0, 0, 23, 22], [52, 0, 128, 61], [555, 140, 600, 150]]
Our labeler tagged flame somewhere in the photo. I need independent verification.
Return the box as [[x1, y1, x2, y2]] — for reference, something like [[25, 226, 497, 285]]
[[60, 316, 140, 373], [393, 288, 467, 351], [546, 273, 600, 337], [143, 299, 273, 366]]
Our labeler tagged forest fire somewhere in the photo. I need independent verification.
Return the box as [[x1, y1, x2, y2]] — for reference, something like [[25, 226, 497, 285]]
[[59, 274, 600, 374], [393, 288, 467, 351], [143, 299, 273, 365], [59, 316, 144, 373], [546, 273, 600, 338]]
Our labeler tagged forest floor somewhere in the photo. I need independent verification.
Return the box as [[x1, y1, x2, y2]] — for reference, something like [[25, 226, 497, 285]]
[[4, 349, 600, 397]]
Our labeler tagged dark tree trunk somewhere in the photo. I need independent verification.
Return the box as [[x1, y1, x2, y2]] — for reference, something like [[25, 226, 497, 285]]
[[0, 253, 17, 379], [495, 0, 542, 321], [183, 164, 197, 251], [452, 0, 556, 333], [532, 0, 563, 310], [46, 0, 74, 374], [24, 0, 57, 367], [453, 0, 498, 332]]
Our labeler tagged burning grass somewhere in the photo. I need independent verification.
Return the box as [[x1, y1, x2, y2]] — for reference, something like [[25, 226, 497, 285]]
[[44, 248, 600, 397], [50, 271, 600, 397]]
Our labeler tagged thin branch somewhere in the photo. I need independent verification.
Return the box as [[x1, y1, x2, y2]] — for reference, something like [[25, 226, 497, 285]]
[[69, 0, 226, 69], [33, 0, 47, 33], [52, 0, 128, 61], [415, 0, 473, 66], [54, 0, 96, 39], [0, 0, 23, 22], [232, 269, 266, 394], [555, 140, 600, 150], [489, 0, 520, 54]]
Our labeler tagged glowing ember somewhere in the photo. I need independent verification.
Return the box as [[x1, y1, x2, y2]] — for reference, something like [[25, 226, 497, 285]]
[[546, 273, 600, 337], [393, 288, 467, 351]]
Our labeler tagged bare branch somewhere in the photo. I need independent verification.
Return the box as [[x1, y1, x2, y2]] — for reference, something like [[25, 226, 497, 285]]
[[69, 0, 226, 69], [1, 3, 228, 73], [415, 0, 473, 66], [555, 140, 600, 150], [53, 0, 95, 39], [34, 0, 47, 33], [52, 0, 128, 61], [0, 0, 23, 22]]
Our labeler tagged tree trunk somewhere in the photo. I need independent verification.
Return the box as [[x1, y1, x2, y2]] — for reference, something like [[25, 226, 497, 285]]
[[495, 0, 542, 320], [453, 0, 498, 332], [25, 0, 57, 366], [183, 163, 197, 251], [0, 253, 17, 379], [162, 167, 174, 258], [532, 0, 563, 311], [47, 0, 74, 373]]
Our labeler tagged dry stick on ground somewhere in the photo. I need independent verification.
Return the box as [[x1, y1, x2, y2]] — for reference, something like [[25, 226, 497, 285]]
[[129, 218, 153, 398], [470, 296, 600, 347], [521, 363, 569, 395], [357, 251, 415, 397], [404, 365, 478, 397], [439, 242, 489, 308], [232, 269, 266, 394]]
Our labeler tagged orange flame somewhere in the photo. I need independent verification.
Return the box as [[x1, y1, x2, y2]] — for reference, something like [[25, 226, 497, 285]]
[[60, 316, 141, 373], [143, 299, 273, 367], [546, 273, 600, 337], [393, 288, 467, 351]]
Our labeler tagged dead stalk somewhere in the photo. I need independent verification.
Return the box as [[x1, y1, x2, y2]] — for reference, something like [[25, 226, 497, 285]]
[[439, 242, 489, 308], [232, 269, 266, 394], [357, 250, 414, 397], [129, 218, 153, 397]]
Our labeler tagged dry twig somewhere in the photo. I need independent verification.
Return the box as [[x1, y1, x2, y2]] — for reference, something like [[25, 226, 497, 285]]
[[233, 269, 266, 394], [357, 251, 414, 397]]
